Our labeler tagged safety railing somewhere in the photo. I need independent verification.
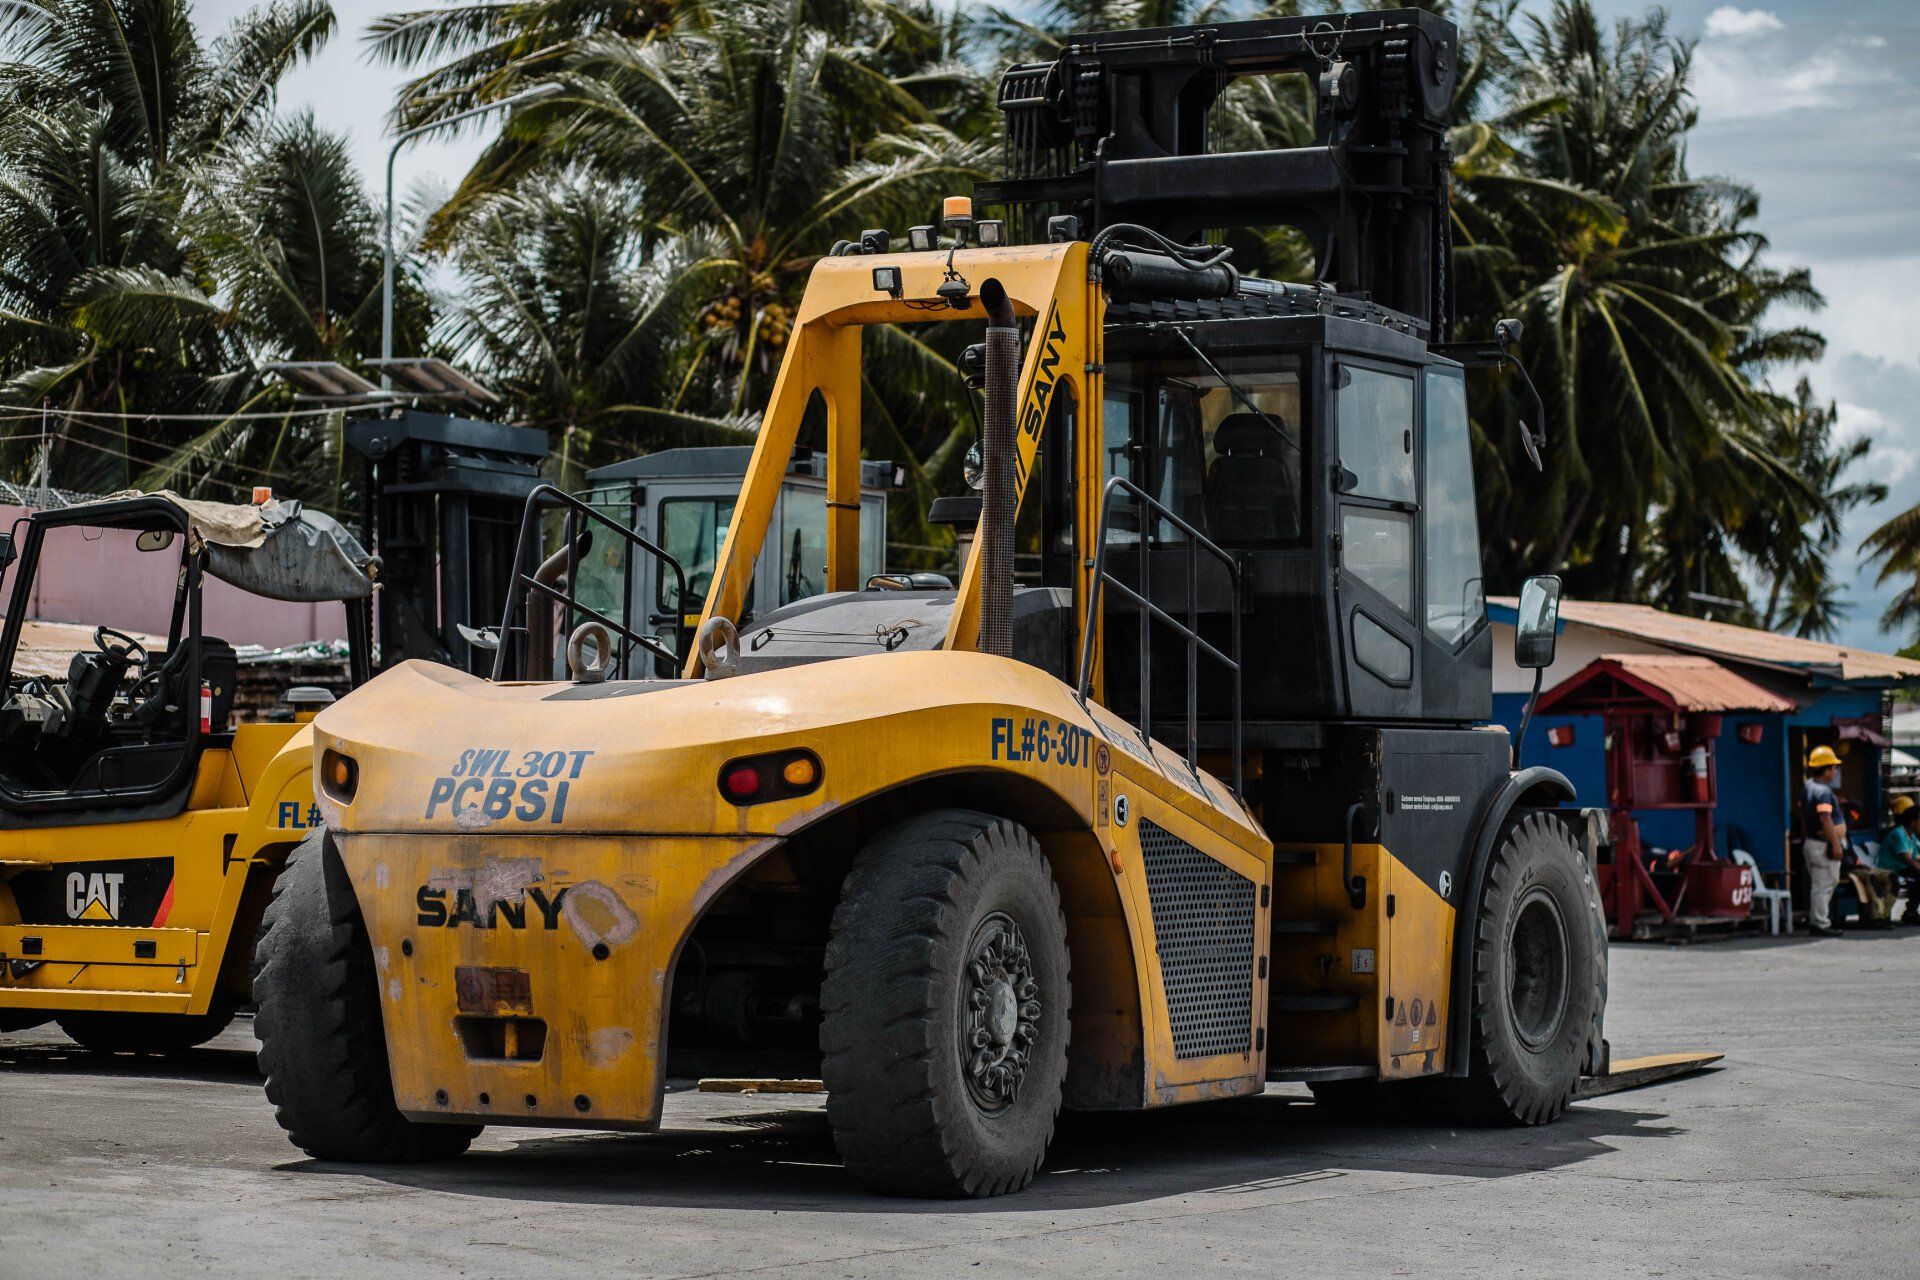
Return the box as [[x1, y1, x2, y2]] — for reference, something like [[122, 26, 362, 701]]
[[1075, 475, 1243, 798], [492, 484, 689, 682]]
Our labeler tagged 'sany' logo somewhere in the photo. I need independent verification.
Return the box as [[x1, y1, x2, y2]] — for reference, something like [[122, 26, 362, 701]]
[[66, 872, 125, 921], [1013, 303, 1070, 488]]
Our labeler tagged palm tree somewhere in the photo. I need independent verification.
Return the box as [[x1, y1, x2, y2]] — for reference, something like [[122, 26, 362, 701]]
[[0, 0, 344, 498], [438, 171, 747, 488], [1453, 1, 1809, 612], [509, 0, 991, 415]]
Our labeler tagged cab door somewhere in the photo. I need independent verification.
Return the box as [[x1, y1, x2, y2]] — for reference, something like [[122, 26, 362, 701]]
[[1331, 357, 1422, 719]]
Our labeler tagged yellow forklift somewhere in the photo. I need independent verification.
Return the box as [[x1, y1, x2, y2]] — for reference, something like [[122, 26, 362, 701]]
[[255, 10, 1650, 1191], [0, 492, 374, 1051]]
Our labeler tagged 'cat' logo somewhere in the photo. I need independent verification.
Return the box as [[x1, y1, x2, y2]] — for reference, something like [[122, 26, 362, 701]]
[[66, 871, 125, 922]]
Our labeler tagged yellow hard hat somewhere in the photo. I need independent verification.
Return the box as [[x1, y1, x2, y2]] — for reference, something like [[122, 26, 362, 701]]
[[1893, 796, 1915, 817], [1807, 745, 1842, 769]]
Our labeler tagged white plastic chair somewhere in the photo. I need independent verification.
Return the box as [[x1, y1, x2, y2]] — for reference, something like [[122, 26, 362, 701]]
[[1732, 848, 1791, 936]]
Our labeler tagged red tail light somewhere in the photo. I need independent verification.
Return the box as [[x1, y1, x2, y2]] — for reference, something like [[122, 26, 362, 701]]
[[717, 750, 822, 806]]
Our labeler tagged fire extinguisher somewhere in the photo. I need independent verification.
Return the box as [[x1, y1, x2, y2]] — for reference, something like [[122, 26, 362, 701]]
[[199, 680, 213, 735], [1689, 742, 1710, 804]]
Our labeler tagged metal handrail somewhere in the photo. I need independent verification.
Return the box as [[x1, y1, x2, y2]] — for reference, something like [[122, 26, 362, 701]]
[[492, 484, 689, 681], [1075, 475, 1243, 798]]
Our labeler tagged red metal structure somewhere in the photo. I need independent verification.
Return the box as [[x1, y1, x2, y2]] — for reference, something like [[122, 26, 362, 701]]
[[1536, 654, 1794, 936]]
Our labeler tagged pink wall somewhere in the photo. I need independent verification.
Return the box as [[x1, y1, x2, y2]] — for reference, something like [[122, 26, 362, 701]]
[[0, 504, 349, 649]]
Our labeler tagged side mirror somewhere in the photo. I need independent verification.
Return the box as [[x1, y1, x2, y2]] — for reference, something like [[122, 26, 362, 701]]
[[0, 532, 13, 571], [1514, 574, 1561, 669], [135, 530, 177, 553]]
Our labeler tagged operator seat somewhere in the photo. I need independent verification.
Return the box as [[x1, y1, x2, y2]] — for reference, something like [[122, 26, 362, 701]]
[[1206, 412, 1297, 543]]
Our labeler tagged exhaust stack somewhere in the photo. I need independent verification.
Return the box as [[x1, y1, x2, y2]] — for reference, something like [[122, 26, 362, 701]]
[[978, 279, 1020, 657]]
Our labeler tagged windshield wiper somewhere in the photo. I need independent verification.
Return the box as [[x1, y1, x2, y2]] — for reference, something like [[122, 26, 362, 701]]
[[1161, 325, 1302, 458]]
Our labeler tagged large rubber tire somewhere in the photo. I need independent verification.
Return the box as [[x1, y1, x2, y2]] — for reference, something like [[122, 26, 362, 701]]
[[56, 1009, 235, 1055], [820, 809, 1071, 1198], [1412, 810, 1606, 1126], [252, 830, 479, 1162]]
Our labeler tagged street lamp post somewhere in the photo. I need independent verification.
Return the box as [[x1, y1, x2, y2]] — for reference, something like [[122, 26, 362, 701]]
[[381, 84, 564, 389]]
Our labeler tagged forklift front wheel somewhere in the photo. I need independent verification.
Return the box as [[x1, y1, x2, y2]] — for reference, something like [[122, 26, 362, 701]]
[[253, 830, 481, 1162], [1411, 809, 1604, 1126], [820, 809, 1071, 1198]]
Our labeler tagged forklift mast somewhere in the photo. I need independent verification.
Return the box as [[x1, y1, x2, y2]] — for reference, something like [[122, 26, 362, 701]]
[[345, 411, 547, 675], [980, 7, 1459, 336]]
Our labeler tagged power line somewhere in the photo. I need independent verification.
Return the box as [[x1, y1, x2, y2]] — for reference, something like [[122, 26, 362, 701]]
[[30, 433, 347, 520], [0, 403, 367, 424], [54, 416, 328, 491]]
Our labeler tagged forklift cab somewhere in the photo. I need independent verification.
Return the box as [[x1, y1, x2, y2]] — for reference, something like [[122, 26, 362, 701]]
[[573, 447, 892, 674], [0, 494, 373, 823], [1091, 311, 1489, 734]]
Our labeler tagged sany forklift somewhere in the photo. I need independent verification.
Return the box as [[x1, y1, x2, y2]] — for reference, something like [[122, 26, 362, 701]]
[[255, 10, 1700, 1194], [0, 492, 375, 1051]]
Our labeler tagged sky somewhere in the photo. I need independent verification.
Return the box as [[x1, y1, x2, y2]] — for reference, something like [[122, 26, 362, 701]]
[[192, 0, 1920, 652]]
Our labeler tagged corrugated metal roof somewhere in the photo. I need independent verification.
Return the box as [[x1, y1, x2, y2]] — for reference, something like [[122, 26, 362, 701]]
[[1492, 596, 1920, 685], [1592, 653, 1794, 713]]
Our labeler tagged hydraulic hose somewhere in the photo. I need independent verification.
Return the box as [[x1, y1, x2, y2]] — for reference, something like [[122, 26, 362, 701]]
[[978, 278, 1020, 658]]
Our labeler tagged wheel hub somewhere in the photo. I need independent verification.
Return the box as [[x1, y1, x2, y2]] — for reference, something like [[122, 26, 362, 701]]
[[1507, 886, 1571, 1051], [962, 913, 1041, 1111]]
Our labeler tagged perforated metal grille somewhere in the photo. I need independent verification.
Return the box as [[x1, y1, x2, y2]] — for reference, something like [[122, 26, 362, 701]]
[[1137, 818, 1256, 1060]]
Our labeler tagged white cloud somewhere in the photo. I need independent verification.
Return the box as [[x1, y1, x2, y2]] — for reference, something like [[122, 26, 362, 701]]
[[1797, 256, 1920, 367], [1834, 402, 1916, 483], [1704, 7, 1786, 40], [1693, 45, 1852, 120]]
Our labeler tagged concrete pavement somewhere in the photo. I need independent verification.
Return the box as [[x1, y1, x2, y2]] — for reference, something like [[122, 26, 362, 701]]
[[3, 930, 1918, 1278]]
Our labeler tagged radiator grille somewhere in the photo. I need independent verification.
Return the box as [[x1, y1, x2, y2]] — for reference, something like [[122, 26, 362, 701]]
[[1137, 818, 1256, 1060]]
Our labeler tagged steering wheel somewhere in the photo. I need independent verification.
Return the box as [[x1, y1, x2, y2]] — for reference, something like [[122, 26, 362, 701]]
[[94, 626, 148, 668]]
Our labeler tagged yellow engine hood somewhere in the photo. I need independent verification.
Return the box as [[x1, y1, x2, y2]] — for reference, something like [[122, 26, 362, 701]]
[[313, 653, 1173, 839]]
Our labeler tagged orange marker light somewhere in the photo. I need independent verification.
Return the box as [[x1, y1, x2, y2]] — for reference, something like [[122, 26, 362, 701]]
[[942, 195, 973, 225], [781, 756, 819, 788], [321, 749, 358, 801]]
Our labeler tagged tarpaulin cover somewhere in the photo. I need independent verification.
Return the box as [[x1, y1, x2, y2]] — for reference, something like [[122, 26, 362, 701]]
[[93, 490, 374, 602]]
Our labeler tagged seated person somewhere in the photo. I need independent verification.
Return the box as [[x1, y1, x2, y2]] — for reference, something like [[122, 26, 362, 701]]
[[1877, 796, 1920, 927]]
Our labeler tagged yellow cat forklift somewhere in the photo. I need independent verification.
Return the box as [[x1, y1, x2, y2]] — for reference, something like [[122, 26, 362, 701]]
[[0, 493, 375, 1051], [256, 9, 1644, 1192]]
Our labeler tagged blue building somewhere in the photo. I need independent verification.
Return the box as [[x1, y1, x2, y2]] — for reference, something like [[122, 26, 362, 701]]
[[1487, 598, 1920, 878]]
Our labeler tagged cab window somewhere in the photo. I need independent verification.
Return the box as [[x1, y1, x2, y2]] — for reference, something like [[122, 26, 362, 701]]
[[1422, 367, 1484, 645], [1103, 350, 1306, 546], [657, 497, 734, 612], [1337, 363, 1416, 615]]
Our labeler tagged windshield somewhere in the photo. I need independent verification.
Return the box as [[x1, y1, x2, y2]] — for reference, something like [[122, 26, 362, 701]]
[[1102, 348, 1306, 546]]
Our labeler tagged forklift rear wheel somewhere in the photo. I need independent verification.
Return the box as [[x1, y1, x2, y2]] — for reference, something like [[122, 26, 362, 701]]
[[253, 831, 480, 1162], [1411, 810, 1604, 1126], [56, 1009, 234, 1055], [820, 809, 1071, 1198]]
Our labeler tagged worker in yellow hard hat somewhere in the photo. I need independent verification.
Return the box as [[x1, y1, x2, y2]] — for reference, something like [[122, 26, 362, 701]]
[[1801, 746, 1847, 936], [1878, 794, 1920, 926]]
